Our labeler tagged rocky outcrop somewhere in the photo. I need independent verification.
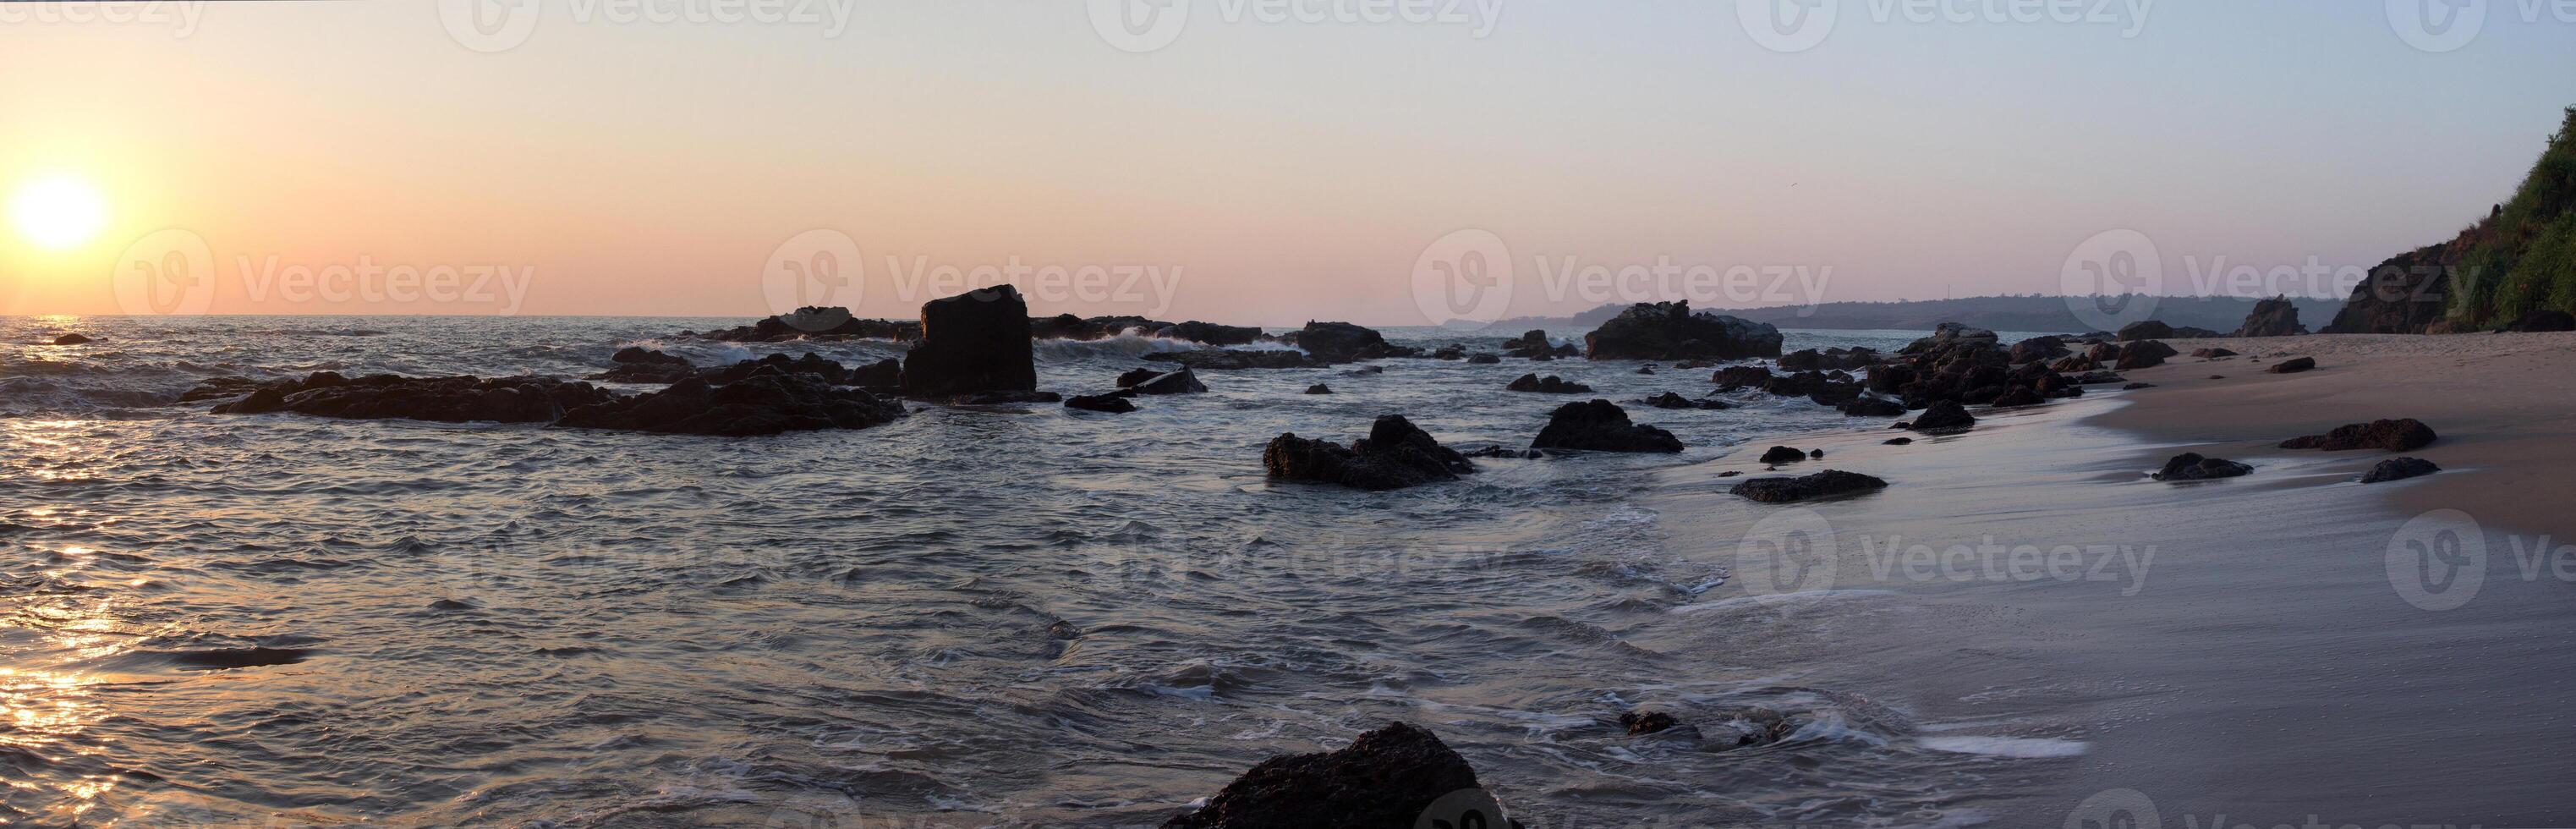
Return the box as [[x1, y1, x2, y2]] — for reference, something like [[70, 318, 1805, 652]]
[[1065, 393, 1137, 414], [2115, 340, 2179, 371], [1641, 393, 1729, 410], [1503, 330, 1580, 360], [2360, 457, 2442, 484], [1159, 321, 1267, 346], [556, 369, 907, 436], [901, 286, 1037, 398], [1901, 323, 1998, 354], [1161, 722, 1489, 829], [1262, 415, 1476, 491], [1466, 353, 1502, 365], [1620, 710, 1680, 736], [1779, 347, 1883, 371], [2117, 321, 2174, 341], [2280, 418, 2436, 452], [1305, 383, 1333, 395], [1867, 327, 2080, 411], [686, 307, 921, 343], [1906, 400, 1976, 432], [1119, 366, 1209, 395], [1505, 374, 1593, 394], [1729, 469, 1888, 503], [2152, 453, 2252, 481], [1143, 349, 1328, 371], [593, 348, 697, 383], [1530, 400, 1685, 453], [2232, 295, 2309, 337], [2266, 357, 2317, 375], [1582, 301, 1783, 360], [2008, 336, 2069, 365], [1284, 321, 1421, 363], [210, 372, 616, 424]]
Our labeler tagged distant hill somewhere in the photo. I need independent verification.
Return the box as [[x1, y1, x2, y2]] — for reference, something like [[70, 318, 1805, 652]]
[[2327, 106, 2576, 332], [1492, 294, 2343, 335]]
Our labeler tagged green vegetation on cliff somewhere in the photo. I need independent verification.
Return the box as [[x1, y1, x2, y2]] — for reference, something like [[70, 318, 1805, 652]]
[[2454, 107, 2576, 324]]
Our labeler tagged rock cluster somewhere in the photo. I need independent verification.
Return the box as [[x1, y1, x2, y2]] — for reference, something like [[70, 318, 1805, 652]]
[[1263, 415, 1476, 491], [2280, 419, 2436, 452], [1530, 400, 1685, 453], [1581, 301, 1783, 360], [1161, 722, 1489, 829]]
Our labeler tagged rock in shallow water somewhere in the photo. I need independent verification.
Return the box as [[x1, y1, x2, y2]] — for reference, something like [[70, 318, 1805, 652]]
[[1582, 300, 1782, 360], [1505, 373, 1592, 393], [1064, 393, 1137, 414], [2151, 453, 2253, 481], [1263, 415, 1475, 491], [1161, 722, 1490, 829], [557, 370, 907, 436], [901, 285, 1037, 398], [2280, 418, 2436, 452], [1530, 400, 1684, 453], [211, 371, 617, 424], [1907, 400, 1976, 431], [2360, 457, 2441, 483], [1729, 469, 1888, 503]]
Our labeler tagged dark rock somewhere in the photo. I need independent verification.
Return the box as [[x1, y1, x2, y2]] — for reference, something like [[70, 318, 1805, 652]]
[[901, 286, 1036, 398], [951, 391, 1062, 405], [1144, 349, 1328, 371], [1305, 384, 1333, 395], [1641, 392, 1728, 410], [1780, 347, 1882, 371], [1430, 344, 1468, 361], [1883, 437, 1914, 445], [699, 353, 891, 387], [1809, 448, 1824, 459], [1729, 469, 1889, 503], [1341, 366, 1385, 376], [1465, 353, 1501, 365], [2209, 375, 2227, 380], [2279, 418, 2437, 452], [1620, 711, 1680, 736], [1160, 722, 1486, 829], [555, 371, 907, 436], [1160, 321, 1266, 346], [2123, 382, 2157, 390], [1992, 386, 2044, 407], [1066, 393, 1137, 414], [594, 348, 698, 383], [2114, 340, 2178, 371], [2507, 310, 2576, 332], [1262, 415, 1476, 491], [1582, 301, 1783, 360], [1121, 367, 1209, 395], [51, 332, 92, 345], [2360, 457, 2442, 484], [2232, 295, 2309, 337], [211, 371, 615, 424], [2009, 336, 2069, 365], [2073, 371, 2128, 385], [1907, 400, 1976, 431], [1711, 365, 1776, 390], [1902, 323, 1999, 354], [1636, 365, 1656, 375], [1462, 445, 1543, 459], [1506, 373, 1594, 394], [1286, 321, 1420, 363], [2117, 321, 2175, 341], [690, 306, 921, 343], [177, 376, 265, 404], [2191, 348, 2239, 359], [1503, 330, 1581, 360], [1839, 397, 1905, 418], [1530, 400, 1685, 453], [1759, 446, 1809, 464], [2152, 453, 2253, 481], [2267, 357, 2317, 374]]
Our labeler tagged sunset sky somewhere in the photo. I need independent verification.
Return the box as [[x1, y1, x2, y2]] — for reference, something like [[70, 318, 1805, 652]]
[[2, 2, 2569, 325]]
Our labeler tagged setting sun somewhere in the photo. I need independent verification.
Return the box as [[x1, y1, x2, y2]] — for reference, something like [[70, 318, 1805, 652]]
[[8, 175, 109, 251]]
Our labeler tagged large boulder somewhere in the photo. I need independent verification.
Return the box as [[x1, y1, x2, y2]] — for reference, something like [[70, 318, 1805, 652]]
[[2279, 418, 2436, 452], [2117, 321, 2176, 341], [1907, 400, 1976, 431], [1730, 469, 1888, 503], [1530, 400, 1685, 453], [1285, 321, 1420, 363], [210, 372, 615, 424], [2114, 340, 2179, 371], [1161, 722, 1489, 829], [2008, 336, 2069, 365], [1120, 366, 1209, 395], [2232, 295, 2310, 337], [556, 370, 907, 436], [901, 286, 1037, 398], [1582, 301, 1782, 361], [1262, 415, 1476, 491]]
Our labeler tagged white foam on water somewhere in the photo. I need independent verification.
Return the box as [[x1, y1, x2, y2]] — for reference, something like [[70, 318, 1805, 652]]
[[1917, 735, 2090, 758]]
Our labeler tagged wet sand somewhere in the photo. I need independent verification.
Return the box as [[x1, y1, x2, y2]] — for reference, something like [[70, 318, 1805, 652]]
[[1647, 332, 2576, 826]]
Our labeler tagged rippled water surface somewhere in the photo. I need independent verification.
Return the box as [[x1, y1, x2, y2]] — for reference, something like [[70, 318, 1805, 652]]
[[3, 316, 2070, 826]]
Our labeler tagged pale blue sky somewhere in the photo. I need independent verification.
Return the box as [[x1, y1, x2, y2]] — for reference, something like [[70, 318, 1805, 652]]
[[1, 1, 2568, 323]]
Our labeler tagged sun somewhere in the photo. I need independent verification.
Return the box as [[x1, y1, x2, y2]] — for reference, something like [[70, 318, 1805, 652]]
[[9, 175, 110, 251]]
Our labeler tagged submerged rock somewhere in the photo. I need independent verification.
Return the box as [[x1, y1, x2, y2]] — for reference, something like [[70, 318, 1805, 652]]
[[1729, 469, 1888, 503], [1758, 446, 1809, 465], [1305, 383, 1333, 395], [1582, 300, 1783, 360], [1505, 373, 1593, 393], [52, 332, 93, 345], [594, 347, 698, 383], [901, 286, 1037, 398], [1263, 415, 1476, 491], [2360, 457, 2442, 484], [211, 372, 616, 424], [1121, 366, 1209, 395], [556, 370, 907, 436], [1620, 710, 1680, 736], [1065, 393, 1137, 414], [1641, 392, 1729, 410], [2151, 453, 2253, 481], [1145, 349, 1329, 371], [1530, 400, 1685, 453], [1839, 397, 1905, 418], [1161, 722, 1489, 829], [2280, 418, 2436, 452]]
